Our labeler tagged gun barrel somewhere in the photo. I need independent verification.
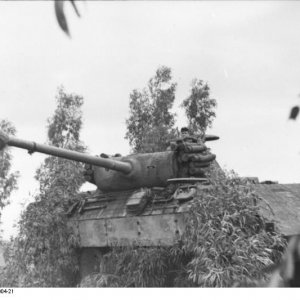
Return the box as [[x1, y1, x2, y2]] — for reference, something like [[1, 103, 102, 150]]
[[0, 131, 132, 174], [204, 135, 219, 142]]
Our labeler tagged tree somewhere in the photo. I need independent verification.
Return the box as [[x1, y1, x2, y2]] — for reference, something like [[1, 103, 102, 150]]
[[181, 79, 217, 137], [37, 86, 86, 195], [125, 66, 177, 153], [0, 87, 86, 287], [126, 71, 217, 153], [0, 120, 19, 212]]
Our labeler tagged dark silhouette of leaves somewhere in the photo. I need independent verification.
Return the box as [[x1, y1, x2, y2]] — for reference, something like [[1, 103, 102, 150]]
[[280, 235, 300, 287], [54, 0, 81, 37], [268, 235, 300, 287], [70, 0, 81, 18], [289, 106, 299, 120]]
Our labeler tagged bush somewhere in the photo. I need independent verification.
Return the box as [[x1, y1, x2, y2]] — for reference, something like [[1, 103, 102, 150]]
[[80, 243, 188, 287], [0, 191, 83, 287], [181, 169, 286, 287]]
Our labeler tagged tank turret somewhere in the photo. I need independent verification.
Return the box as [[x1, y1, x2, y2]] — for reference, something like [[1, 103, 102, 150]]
[[0, 130, 217, 192]]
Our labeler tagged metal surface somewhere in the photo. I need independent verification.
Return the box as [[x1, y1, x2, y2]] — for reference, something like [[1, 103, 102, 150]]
[[93, 151, 178, 191], [167, 178, 208, 184], [253, 183, 300, 236], [78, 213, 186, 247], [78, 219, 108, 247], [204, 134, 219, 142], [70, 186, 192, 247]]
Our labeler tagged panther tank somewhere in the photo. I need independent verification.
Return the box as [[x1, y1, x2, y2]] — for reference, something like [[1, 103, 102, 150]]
[[0, 130, 218, 277]]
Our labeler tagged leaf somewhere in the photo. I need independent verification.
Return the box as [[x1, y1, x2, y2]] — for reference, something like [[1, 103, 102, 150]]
[[70, 0, 81, 18], [54, 1, 69, 36], [54, 0, 82, 37], [289, 105, 299, 120]]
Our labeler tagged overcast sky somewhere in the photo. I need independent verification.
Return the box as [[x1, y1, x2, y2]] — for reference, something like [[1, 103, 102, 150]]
[[1, 1, 300, 239]]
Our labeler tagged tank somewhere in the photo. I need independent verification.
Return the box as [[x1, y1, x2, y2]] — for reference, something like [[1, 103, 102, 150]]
[[0, 130, 219, 278]]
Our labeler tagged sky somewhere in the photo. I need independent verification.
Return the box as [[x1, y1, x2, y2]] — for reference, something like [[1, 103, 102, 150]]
[[1, 1, 300, 239]]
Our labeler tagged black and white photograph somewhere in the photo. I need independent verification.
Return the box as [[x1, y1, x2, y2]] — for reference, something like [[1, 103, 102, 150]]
[[0, 0, 300, 293]]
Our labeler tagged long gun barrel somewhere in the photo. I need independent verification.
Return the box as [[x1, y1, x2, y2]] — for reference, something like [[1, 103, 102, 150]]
[[0, 131, 132, 174]]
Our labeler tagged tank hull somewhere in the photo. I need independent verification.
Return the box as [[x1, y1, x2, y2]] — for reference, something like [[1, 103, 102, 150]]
[[69, 186, 190, 247]]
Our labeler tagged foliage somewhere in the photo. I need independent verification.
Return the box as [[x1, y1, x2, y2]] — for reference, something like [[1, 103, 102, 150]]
[[0, 87, 86, 287], [0, 120, 19, 211], [125, 68, 217, 153], [181, 79, 217, 136], [80, 168, 286, 287], [125, 66, 178, 153], [289, 105, 299, 120], [80, 243, 189, 287], [181, 168, 286, 287], [54, 0, 81, 37]]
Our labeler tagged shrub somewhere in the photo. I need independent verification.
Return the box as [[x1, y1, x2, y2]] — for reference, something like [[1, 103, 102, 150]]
[[180, 169, 286, 287]]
